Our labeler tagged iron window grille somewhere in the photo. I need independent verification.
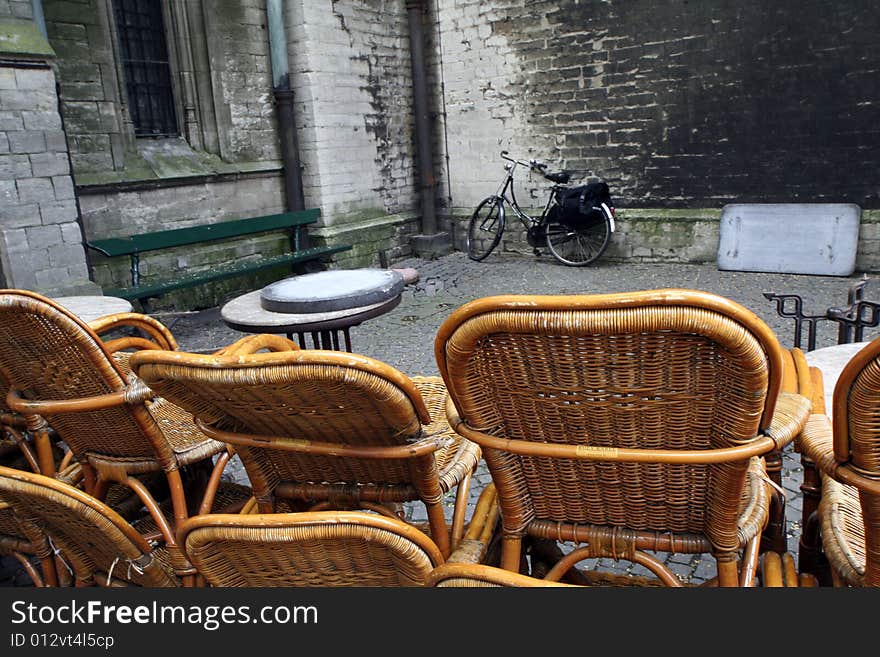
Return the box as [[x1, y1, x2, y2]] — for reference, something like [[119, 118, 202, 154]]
[[114, 0, 179, 137]]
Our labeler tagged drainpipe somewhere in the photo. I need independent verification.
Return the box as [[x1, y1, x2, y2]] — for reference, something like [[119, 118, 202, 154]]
[[406, 0, 450, 257], [267, 0, 307, 244], [31, 0, 48, 38]]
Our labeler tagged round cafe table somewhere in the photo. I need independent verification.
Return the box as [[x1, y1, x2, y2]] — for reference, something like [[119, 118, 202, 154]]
[[221, 269, 405, 352], [51, 295, 133, 323], [805, 341, 871, 417]]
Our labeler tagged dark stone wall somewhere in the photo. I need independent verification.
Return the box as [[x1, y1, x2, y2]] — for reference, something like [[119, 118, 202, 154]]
[[490, 0, 879, 208]]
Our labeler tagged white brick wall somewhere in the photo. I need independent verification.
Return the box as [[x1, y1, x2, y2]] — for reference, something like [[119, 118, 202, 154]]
[[289, 0, 418, 225], [436, 0, 549, 210]]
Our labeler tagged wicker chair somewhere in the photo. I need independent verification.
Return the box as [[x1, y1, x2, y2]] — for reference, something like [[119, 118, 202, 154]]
[[0, 289, 231, 583], [435, 290, 812, 586], [0, 464, 179, 586], [130, 335, 482, 558], [179, 511, 444, 587], [180, 482, 500, 587], [797, 335, 880, 586]]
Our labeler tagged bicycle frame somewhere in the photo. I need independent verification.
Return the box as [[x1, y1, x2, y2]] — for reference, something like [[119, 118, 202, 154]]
[[494, 155, 558, 230]]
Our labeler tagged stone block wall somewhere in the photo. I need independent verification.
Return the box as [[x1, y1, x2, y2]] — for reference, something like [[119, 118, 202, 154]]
[[43, 0, 284, 170], [43, 0, 125, 173], [0, 58, 96, 294], [203, 0, 280, 162]]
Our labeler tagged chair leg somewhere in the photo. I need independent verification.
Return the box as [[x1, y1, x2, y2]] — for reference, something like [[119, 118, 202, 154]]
[[125, 475, 196, 588], [425, 501, 451, 558], [449, 468, 473, 552], [760, 450, 788, 554], [715, 553, 740, 587], [165, 468, 190, 530], [33, 424, 56, 477], [739, 535, 761, 587], [501, 535, 523, 573], [797, 455, 832, 585], [4, 426, 40, 474], [11, 552, 47, 587], [196, 451, 231, 516]]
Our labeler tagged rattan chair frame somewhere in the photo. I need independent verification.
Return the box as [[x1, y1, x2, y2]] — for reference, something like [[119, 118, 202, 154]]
[[0, 465, 179, 587], [0, 289, 229, 584], [797, 335, 880, 586], [426, 563, 578, 587], [130, 336, 481, 558], [179, 482, 501, 587], [435, 290, 811, 586]]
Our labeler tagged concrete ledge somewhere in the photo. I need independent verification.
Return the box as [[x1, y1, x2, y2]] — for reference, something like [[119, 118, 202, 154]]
[[410, 232, 453, 259], [447, 205, 879, 272]]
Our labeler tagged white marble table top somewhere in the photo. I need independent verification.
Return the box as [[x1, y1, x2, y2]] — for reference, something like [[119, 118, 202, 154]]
[[805, 341, 871, 418], [51, 295, 133, 323]]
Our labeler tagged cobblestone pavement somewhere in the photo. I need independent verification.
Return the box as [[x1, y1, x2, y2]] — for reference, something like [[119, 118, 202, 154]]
[[152, 251, 880, 585]]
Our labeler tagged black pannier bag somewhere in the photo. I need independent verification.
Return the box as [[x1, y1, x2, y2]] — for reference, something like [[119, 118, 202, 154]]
[[553, 181, 611, 227]]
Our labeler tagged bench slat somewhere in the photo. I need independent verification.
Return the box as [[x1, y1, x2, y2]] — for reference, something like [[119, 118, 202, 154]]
[[87, 237, 136, 257], [87, 209, 321, 256], [101, 244, 352, 301]]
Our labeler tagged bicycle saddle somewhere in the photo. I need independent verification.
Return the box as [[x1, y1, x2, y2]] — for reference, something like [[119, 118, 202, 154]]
[[543, 171, 571, 184]]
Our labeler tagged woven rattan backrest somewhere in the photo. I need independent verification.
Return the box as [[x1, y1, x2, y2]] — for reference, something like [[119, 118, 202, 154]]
[[130, 349, 432, 489], [179, 511, 444, 586], [0, 498, 28, 542], [0, 290, 165, 461], [0, 370, 12, 415], [830, 336, 880, 581], [435, 290, 783, 541], [0, 465, 177, 586], [832, 336, 880, 472]]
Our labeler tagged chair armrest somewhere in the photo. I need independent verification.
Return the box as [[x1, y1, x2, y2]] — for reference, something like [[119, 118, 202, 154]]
[[765, 391, 812, 451], [798, 413, 880, 495], [213, 334, 300, 356], [89, 312, 178, 352]]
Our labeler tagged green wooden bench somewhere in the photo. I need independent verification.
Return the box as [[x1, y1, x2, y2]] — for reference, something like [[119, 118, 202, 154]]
[[86, 209, 351, 310]]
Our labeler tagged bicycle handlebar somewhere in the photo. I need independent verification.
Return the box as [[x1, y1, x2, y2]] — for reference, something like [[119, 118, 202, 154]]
[[501, 150, 547, 172]]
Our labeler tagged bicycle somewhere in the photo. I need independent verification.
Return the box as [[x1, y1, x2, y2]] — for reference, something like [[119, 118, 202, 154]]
[[466, 151, 615, 266]]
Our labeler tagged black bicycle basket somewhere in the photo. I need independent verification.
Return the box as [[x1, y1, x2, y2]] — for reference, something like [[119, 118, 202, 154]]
[[553, 181, 612, 227]]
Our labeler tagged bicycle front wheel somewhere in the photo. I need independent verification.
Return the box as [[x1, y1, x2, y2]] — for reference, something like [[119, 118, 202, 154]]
[[544, 206, 612, 266], [467, 196, 505, 261]]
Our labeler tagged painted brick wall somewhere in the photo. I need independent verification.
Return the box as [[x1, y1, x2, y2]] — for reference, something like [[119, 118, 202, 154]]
[[438, 0, 880, 213], [289, 0, 419, 224]]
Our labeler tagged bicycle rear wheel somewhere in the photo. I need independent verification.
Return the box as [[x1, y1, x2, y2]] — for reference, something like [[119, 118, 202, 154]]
[[467, 196, 505, 261], [544, 205, 612, 266]]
